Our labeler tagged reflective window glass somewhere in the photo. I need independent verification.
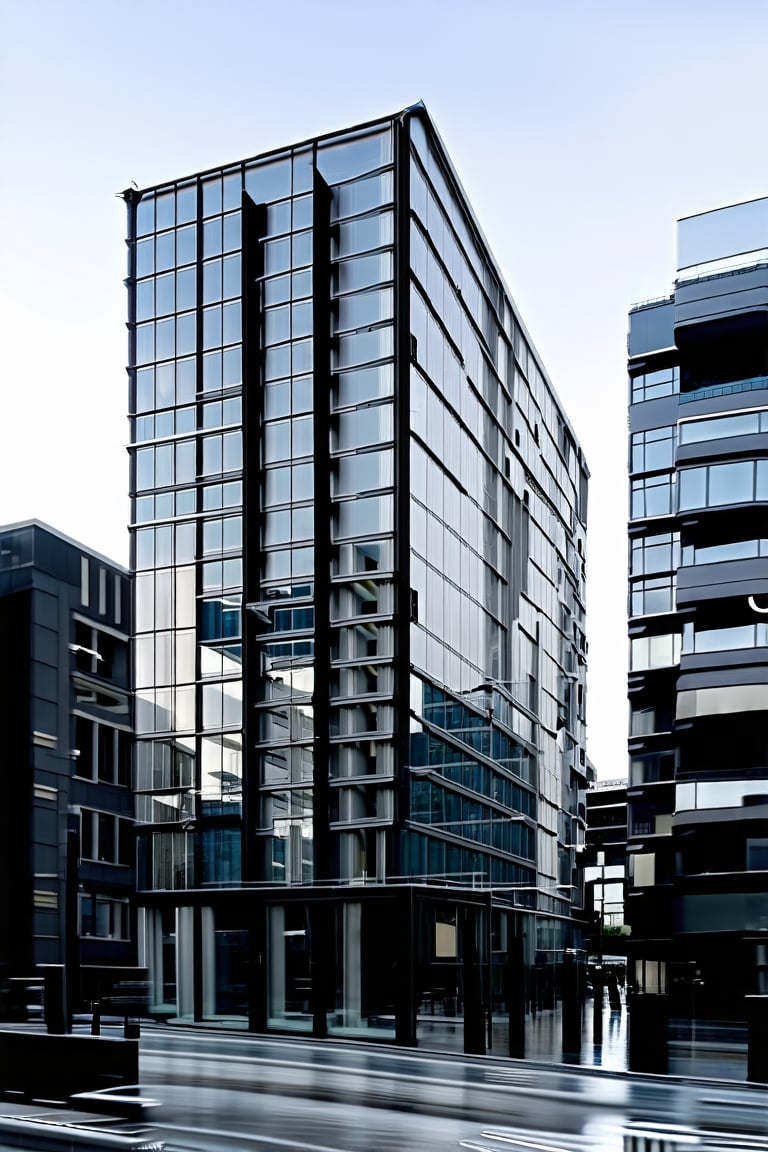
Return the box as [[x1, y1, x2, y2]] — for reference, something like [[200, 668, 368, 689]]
[[204, 260, 222, 305], [292, 416, 313, 457], [177, 358, 196, 403], [135, 238, 154, 278], [222, 431, 242, 471], [223, 254, 241, 299], [136, 197, 154, 237], [155, 317, 174, 360], [204, 217, 222, 258], [709, 461, 753, 505], [265, 238, 290, 275], [203, 177, 222, 217], [176, 439, 196, 484], [135, 279, 153, 322], [135, 323, 154, 366], [334, 252, 393, 294], [176, 185, 196, 225], [266, 200, 291, 236], [292, 231, 312, 268], [318, 130, 391, 184], [156, 231, 174, 273], [176, 224, 196, 266], [264, 275, 290, 305], [223, 212, 241, 253], [336, 404, 393, 450], [223, 347, 242, 388], [245, 158, 291, 203], [203, 351, 222, 392], [332, 171, 393, 221], [176, 312, 196, 357], [203, 305, 222, 349], [222, 301, 241, 345], [156, 191, 174, 231], [176, 267, 196, 311], [223, 172, 241, 211], [336, 289, 393, 332], [265, 422, 290, 462]]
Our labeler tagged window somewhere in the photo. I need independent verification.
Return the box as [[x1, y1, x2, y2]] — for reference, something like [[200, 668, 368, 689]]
[[631, 426, 676, 473], [630, 632, 681, 671], [630, 532, 680, 575], [80, 810, 133, 866], [679, 409, 768, 444], [682, 537, 768, 566], [79, 895, 130, 940], [631, 473, 674, 518], [682, 621, 768, 654], [630, 575, 675, 616], [679, 459, 768, 510], [630, 366, 679, 403]]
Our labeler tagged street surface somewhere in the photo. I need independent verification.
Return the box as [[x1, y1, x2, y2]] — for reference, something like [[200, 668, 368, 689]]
[[1, 1023, 766, 1151]]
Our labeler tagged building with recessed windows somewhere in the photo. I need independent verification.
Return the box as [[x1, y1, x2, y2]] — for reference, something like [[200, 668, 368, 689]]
[[627, 197, 768, 1015], [124, 104, 590, 1049], [0, 521, 134, 1017], [585, 779, 627, 933]]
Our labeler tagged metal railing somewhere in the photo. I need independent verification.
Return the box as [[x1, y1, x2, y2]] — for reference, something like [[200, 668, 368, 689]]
[[679, 375, 768, 404]]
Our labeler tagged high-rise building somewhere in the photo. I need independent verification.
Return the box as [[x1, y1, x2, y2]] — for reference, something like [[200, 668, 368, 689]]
[[0, 521, 134, 1016], [627, 196, 768, 1014], [124, 104, 590, 1046]]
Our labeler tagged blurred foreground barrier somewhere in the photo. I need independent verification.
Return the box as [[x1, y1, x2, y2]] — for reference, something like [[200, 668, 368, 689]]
[[0, 1114, 163, 1149], [0, 1031, 138, 1105]]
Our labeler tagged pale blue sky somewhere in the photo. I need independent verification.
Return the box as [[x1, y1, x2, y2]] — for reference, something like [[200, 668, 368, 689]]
[[2, 0, 767, 778]]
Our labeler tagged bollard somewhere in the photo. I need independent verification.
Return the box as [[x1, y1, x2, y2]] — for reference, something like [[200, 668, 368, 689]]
[[628, 992, 668, 1074], [41, 966, 67, 1035], [561, 952, 582, 1062], [624, 1121, 697, 1152], [745, 995, 768, 1083], [592, 967, 604, 1044], [124, 1016, 140, 1040]]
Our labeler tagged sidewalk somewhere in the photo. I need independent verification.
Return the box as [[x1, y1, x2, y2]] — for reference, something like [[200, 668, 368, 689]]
[[419, 994, 751, 1081]]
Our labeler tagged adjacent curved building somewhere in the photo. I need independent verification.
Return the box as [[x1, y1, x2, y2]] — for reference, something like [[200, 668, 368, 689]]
[[627, 197, 768, 1015]]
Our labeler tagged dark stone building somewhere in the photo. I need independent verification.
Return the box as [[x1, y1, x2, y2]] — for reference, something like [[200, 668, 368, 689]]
[[0, 521, 134, 1016], [627, 197, 768, 1015]]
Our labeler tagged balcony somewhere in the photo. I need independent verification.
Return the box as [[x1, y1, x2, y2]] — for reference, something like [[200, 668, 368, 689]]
[[679, 374, 768, 405]]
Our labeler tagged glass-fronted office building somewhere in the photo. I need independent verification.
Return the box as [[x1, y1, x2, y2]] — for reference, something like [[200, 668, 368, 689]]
[[124, 104, 590, 1049], [627, 198, 768, 1016]]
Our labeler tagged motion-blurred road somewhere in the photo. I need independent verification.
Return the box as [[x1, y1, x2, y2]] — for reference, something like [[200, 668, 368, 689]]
[[135, 1027, 767, 1150], [3, 1024, 766, 1150]]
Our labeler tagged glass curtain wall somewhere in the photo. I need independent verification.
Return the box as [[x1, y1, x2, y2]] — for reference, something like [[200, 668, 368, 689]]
[[253, 125, 398, 885], [130, 173, 245, 899], [405, 114, 588, 900]]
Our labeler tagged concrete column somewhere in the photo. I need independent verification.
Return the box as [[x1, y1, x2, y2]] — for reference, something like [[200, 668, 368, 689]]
[[343, 902, 362, 1028], [267, 905, 285, 1023], [201, 906, 216, 1020], [176, 906, 195, 1019]]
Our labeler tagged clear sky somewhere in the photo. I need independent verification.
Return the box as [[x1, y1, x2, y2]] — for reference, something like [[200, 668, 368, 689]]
[[2, 0, 767, 780]]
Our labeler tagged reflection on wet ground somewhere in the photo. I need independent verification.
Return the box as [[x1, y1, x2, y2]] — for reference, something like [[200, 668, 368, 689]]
[[419, 992, 750, 1080]]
